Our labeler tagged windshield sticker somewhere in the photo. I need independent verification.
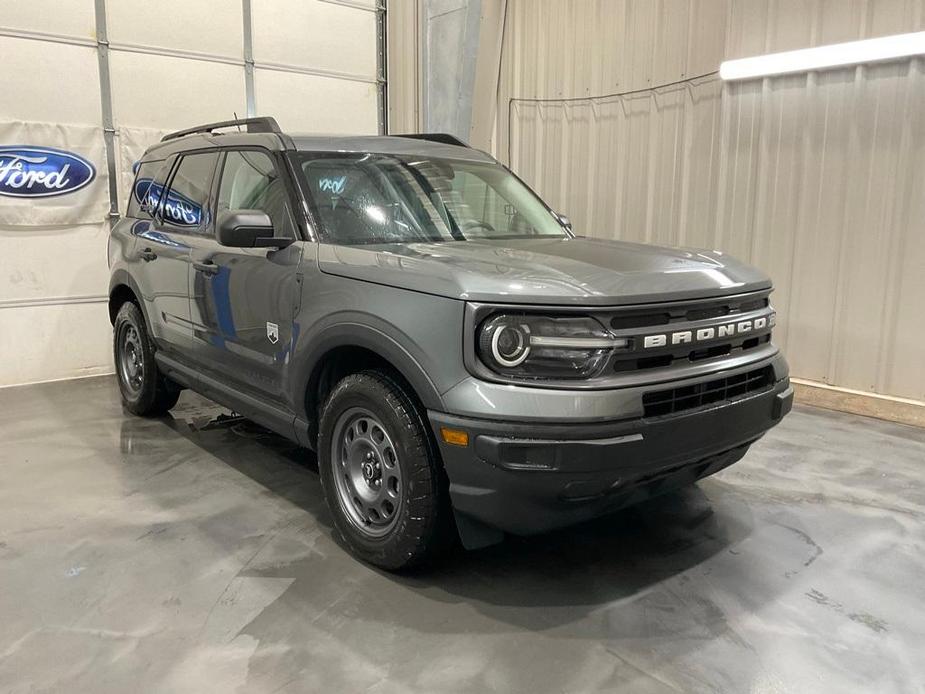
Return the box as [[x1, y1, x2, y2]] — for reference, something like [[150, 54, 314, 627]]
[[319, 176, 346, 195]]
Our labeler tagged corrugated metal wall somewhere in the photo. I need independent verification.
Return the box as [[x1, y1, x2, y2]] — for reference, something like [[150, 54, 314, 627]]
[[497, 0, 925, 402]]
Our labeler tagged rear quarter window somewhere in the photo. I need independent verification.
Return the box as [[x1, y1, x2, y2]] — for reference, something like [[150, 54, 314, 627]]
[[127, 160, 167, 219]]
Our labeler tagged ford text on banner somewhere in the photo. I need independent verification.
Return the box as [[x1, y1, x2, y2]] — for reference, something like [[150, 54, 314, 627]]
[[0, 121, 109, 227]]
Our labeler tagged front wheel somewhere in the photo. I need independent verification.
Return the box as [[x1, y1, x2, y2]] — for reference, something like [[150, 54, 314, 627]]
[[113, 301, 180, 416], [318, 370, 454, 570]]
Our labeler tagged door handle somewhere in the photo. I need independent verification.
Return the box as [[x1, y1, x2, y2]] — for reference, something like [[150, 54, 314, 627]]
[[193, 260, 219, 276], [140, 248, 158, 262]]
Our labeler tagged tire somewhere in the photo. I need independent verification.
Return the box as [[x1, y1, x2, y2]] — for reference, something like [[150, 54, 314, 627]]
[[318, 370, 455, 570], [113, 301, 180, 416]]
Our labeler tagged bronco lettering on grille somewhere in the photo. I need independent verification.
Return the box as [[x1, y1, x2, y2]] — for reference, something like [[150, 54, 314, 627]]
[[642, 312, 775, 349]]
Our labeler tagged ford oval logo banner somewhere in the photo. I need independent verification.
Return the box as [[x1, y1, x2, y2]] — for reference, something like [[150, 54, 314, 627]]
[[0, 146, 96, 198]]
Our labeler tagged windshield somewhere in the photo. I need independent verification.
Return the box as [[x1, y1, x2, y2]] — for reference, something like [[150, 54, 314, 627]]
[[299, 153, 568, 245]]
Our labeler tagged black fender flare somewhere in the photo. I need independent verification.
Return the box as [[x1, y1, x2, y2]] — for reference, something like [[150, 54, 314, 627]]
[[108, 269, 152, 328], [292, 320, 446, 421]]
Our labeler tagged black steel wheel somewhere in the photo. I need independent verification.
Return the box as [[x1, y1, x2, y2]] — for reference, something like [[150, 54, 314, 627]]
[[330, 407, 405, 538], [318, 370, 455, 570], [118, 323, 145, 396], [113, 301, 180, 416]]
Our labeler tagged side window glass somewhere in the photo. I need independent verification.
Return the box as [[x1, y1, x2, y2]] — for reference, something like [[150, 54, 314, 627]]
[[128, 159, 170, 219], [218, 150, 296, 239], [159, 152, 219, 233]]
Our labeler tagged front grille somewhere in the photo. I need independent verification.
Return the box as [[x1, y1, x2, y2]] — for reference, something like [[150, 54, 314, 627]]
[[609, 295, 769, 332], [612, 333, 771, 372], [642, 366, 775, 417], [605, 289, 776, 377]]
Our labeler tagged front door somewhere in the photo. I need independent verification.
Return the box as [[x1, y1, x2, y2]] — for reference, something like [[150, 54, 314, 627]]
[[188, 149, 303, 409]]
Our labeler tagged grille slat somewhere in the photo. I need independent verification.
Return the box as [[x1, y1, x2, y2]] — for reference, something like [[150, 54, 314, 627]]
[[612, 333, 770, 373], [642, 366, 775, 417], [609, 295, 770, 332]]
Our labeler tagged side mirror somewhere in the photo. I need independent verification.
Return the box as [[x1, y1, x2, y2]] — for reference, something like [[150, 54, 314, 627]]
[[216, 210, 292, 248]]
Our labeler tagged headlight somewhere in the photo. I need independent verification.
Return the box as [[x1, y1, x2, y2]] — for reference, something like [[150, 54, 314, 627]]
[[477, 314, 628, 379]]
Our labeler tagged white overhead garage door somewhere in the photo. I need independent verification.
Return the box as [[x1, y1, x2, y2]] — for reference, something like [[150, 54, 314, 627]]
[[0, 0, 383, 387]]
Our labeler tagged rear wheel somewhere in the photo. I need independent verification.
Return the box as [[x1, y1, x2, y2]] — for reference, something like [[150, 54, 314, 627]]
[[318, 370, 454, 570], [113, 301, 180, 416]]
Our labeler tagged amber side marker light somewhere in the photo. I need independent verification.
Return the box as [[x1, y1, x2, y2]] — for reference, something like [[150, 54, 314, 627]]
[[440, 427, 469, 447]]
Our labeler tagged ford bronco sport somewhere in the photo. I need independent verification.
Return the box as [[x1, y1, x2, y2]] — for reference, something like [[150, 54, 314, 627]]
[[108, 117, 792, 570]]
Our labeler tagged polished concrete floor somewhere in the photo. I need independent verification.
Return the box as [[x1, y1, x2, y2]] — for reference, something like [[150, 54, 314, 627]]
[[1, 376, 923, 693]]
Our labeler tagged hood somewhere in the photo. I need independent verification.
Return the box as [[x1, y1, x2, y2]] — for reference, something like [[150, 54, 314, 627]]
[[317, 236, 771, 306]]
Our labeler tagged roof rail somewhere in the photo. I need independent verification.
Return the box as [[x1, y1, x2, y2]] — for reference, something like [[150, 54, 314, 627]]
[[392, 133, 470, 148], [161, 116, 282, 142]]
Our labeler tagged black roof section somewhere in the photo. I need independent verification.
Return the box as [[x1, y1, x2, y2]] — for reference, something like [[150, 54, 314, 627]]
[[391, 133, 470, 148]]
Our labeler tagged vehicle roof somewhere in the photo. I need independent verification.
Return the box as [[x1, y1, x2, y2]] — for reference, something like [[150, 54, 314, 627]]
[[142, 130, 495, 164]]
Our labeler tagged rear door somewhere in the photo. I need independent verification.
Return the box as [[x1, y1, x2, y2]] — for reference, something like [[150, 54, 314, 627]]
[[138, 151, 220, 362], [127, 155, 180, 358], [187, 148, 303, 409]]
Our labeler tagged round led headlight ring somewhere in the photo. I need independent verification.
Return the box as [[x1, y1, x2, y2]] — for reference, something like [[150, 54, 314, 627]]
[[490, 322, 531, 367]]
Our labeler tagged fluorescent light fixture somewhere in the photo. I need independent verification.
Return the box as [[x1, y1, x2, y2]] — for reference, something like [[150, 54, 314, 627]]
[[720, 31, 925, 81]]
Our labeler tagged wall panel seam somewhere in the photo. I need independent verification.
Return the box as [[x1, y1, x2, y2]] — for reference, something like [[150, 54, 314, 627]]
[[377, 0, 389, 134], [254, 60, 378, 84], [0, 26, 96, 48], [0, 295, 109, 310], [242, 0, 256, 116], [94, 0, 120, 225], [318, 0, 381, 12], [108, 41, 244, 66]]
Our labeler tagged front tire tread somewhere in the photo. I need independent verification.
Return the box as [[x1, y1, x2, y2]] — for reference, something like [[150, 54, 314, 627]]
[[318, 370, 454, 570]]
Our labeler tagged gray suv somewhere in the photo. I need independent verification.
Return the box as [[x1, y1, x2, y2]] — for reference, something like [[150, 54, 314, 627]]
[[108, 117, 792, 569]]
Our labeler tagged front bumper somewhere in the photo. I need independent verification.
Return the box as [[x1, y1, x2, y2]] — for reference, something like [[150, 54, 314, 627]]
[[428, 363, 792, 540]]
